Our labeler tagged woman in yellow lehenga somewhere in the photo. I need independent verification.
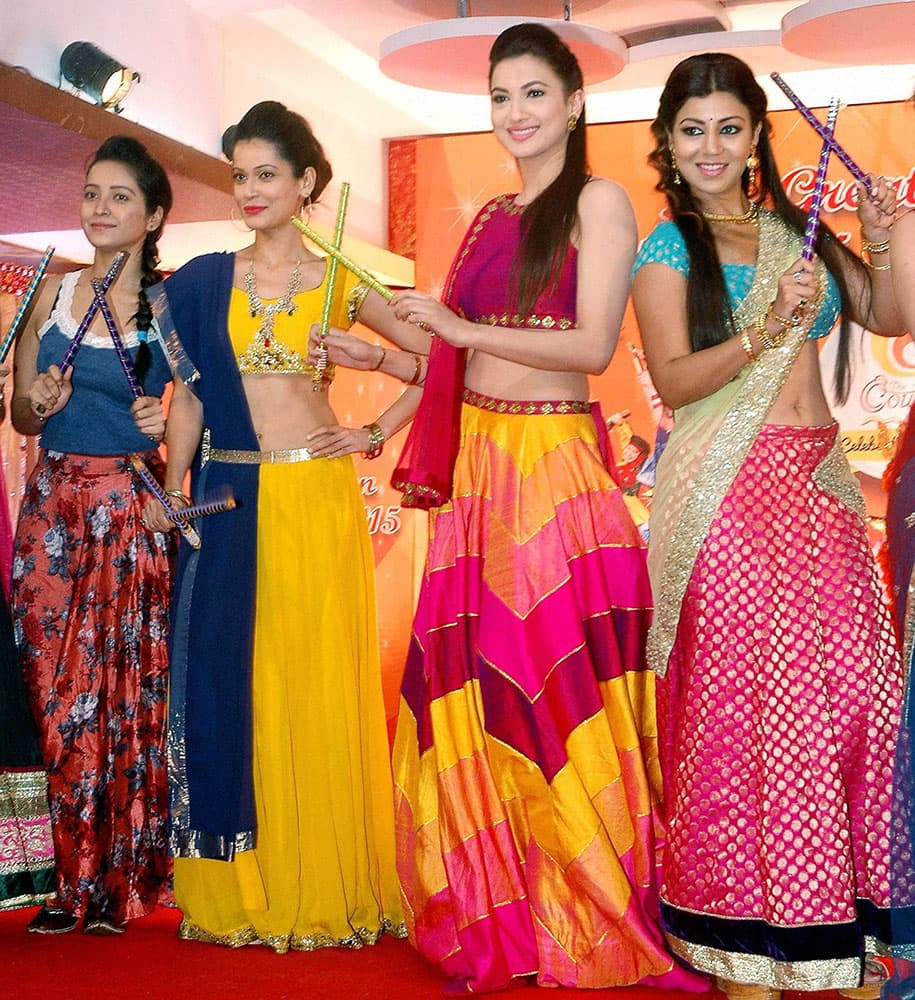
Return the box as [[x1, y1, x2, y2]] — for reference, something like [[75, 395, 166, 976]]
[[145, 101, 426, 951]]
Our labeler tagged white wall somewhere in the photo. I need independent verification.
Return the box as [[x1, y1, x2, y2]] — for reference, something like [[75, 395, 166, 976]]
[[0, 0, 226, 155]]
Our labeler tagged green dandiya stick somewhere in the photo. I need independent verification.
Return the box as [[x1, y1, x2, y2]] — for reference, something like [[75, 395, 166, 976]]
[[0, 246, 54, 364], [314, 182, 350, 389], [291, 216, 393, 301]]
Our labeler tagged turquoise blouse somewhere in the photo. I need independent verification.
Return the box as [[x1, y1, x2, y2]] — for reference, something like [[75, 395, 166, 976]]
[[633, 220, 841, 340]]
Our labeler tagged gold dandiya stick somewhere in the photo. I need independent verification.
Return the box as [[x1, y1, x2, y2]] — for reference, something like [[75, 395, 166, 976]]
[[291, 216, 393, 301], [129, 454, 201, 550], [0, 247, 54, 365], [313, 182, 350, 390]]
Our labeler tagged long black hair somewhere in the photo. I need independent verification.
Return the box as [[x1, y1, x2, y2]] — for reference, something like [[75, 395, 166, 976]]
[[489, 23, 588, 316], [649, 52, 869, 401], [225, 100, 332, 202], [88, 136, 172, 386]]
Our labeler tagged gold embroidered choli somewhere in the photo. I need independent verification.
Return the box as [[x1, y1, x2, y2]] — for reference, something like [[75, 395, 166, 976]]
[[228, 266, 363, 383]]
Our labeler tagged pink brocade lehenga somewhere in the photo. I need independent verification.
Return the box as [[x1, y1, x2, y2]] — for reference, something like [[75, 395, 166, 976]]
[[639, 212, 905, 990], [392, 195, 704, 993]]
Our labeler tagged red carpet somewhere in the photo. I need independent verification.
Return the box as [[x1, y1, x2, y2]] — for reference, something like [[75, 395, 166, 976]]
[[1, 904, 712, 1000]]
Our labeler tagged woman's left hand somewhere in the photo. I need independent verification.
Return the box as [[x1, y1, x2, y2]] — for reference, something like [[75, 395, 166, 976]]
[[858, 172, 897, 243], [131, 395, 166, 442], [305, 423, 371, 459], [390, 291, 468, 347]]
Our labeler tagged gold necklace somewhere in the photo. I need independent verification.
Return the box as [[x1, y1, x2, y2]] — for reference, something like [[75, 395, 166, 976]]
[[701, 203, 759, 225]]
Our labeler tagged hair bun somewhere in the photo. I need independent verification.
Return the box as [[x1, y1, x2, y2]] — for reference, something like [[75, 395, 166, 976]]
[[221, 125, 237, 160]]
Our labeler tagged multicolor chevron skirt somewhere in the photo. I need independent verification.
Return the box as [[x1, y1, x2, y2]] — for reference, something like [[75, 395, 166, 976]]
[[393, 394, 703, 993]]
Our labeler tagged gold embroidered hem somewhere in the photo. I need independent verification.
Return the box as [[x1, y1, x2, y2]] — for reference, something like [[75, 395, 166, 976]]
[[667, 934, 863, 992], [178, 915, 407, 954]]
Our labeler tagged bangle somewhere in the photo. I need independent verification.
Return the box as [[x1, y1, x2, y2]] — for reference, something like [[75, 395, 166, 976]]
[[371, 346, 386, 371], [740, 330, 757, 363], [766, 302, 796, 329], [757, 319, 776, 352], [862, 257, 892, 271], [407, 352, 424, 386], [362, 422, 385, 460], [861, 238, 891, 255], [165, 488, 191, 506]]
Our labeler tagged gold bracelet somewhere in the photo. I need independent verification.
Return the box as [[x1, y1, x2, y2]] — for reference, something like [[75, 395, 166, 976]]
[[370, 346, 386, 371], [862, 257, 892, 271], [757, 322, 776, 352], [362, 422, 385, 460], [766, 302, 796, 329], [740, 330, 757, 362], [407, 352, 424, 386], [165, 488, 192, 506], [861, 238, 891, 255]]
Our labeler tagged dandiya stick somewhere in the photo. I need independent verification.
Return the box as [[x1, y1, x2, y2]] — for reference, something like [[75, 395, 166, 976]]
[[91, 278, 142, 399], [770, 74, 872, 195], [313, 183, 350, 390], [802, 98, 840, 262], [166, 489, 236, 523], [58, 252, 128, 373], [0, 246, 54, 365], [291, 217, 393, 301], [129, 454, 201, 550]]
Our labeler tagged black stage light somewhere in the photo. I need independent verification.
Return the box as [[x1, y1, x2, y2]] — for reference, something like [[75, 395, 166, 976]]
[[60, 42, 139, 111]]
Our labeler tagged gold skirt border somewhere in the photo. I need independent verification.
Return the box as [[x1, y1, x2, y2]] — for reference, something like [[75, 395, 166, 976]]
[[667, 933, 881, 991], [178, 915, 408, 954]]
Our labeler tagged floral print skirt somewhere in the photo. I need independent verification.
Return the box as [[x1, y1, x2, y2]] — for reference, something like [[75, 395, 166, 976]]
[[11, 450, 172, 925]]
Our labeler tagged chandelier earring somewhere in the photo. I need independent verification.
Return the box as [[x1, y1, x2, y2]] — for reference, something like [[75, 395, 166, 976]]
[[669, 148, 681, 186], [746, 145, 761, 203]]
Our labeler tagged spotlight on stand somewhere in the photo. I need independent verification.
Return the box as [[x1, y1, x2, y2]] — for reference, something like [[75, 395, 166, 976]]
[[59, 42, 139, 112]]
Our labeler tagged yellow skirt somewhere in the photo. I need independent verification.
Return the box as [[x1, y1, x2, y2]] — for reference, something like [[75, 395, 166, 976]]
[[174, 455, 404, 951]]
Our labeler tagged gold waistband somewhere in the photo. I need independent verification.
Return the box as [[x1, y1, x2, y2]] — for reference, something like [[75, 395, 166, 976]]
[[207, 446, 313, 465]]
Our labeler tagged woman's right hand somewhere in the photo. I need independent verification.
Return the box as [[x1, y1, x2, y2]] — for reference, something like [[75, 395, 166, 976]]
[[307, 325, 384, 371], [28, 365, 72, 420], [773, 257, 817, 325], [141, 493, 189, 534]]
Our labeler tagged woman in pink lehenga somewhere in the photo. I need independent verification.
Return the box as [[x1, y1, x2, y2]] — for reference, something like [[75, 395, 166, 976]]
[[632, 52, 907, 1000]]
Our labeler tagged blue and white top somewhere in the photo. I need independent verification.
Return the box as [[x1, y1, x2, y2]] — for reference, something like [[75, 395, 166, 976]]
[[35, 270, 172, 455]]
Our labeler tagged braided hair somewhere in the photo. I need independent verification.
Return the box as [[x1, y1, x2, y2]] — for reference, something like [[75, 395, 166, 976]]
[[88, 136, 172, 387]]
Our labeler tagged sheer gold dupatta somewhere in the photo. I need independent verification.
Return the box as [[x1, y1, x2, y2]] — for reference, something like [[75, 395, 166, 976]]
[[647, 210, 828, 676]]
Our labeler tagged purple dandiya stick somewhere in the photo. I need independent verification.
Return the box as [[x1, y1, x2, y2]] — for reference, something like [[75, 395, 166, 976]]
[[91, 278, 142, 399], [770, 74, 872, 195], [0, 246, 54, 365], [129, 454, 202, 550], [801, 98, 840, 262], [58, 251, 128, 373], [166, 490, 236, 523]]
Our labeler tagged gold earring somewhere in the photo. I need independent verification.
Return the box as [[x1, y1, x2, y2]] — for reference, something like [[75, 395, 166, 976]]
[[746, 145, 760, 202], [567, 113, 578, 132], [670, 148, 681, 186]]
